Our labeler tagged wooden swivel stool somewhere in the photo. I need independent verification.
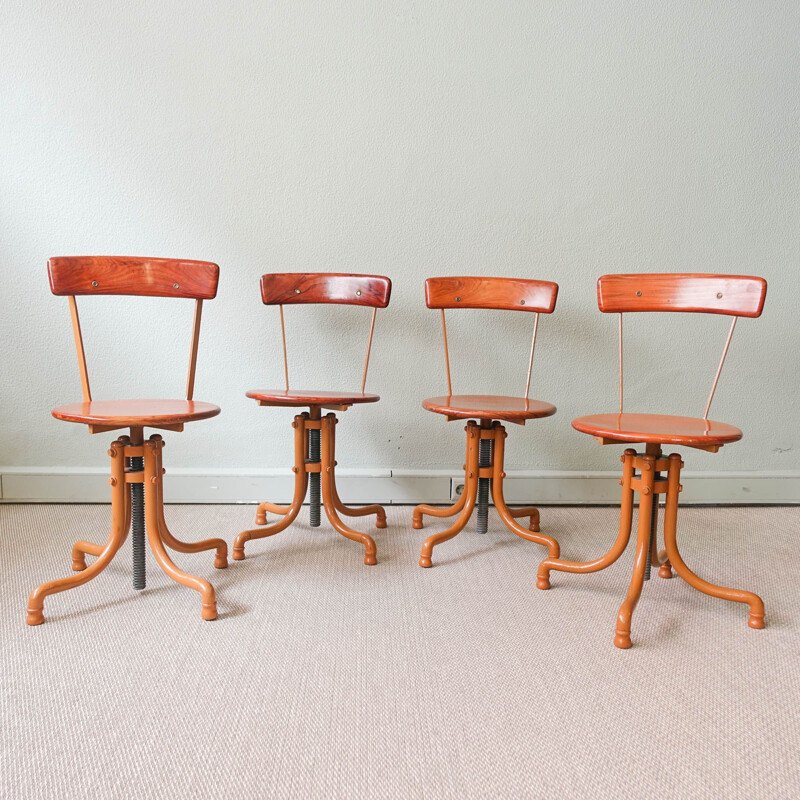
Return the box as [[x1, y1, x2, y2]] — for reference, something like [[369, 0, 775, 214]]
[[26, 257, 227, 626], [233, 273, 391, 566], [537, 273, 768, 648], [414, 277, 561, 567]]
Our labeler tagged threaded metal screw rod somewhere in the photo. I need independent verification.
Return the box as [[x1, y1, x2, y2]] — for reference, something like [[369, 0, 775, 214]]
[[643, 470, 660, 582], [476, 437, 493, 535], [129, 455, 146, 590], [308, 428, 321, 527]]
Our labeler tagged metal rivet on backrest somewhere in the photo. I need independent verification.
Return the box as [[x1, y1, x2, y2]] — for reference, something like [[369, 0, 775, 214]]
[[456, 297, 461, 302], [356, 290, 362, 296], [295, 288, 301, 294], [91, 281, 99, 287], [173, 283, 180, 289], [520, 299, 526, 305], [636, 290, 642, 296], [716, 292, 723, 299]]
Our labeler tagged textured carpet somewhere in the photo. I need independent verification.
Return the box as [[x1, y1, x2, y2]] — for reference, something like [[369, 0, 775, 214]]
[[2, 503, 799, 799]]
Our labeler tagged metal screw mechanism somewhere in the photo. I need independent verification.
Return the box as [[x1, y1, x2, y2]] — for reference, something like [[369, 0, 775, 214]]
[[308, 428, 321, 527], [476, 437, 493, 534], [129, 455, 146, 590]]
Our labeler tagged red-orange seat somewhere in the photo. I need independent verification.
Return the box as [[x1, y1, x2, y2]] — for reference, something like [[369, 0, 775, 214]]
[[572, 412, 742, 448], [414, 276, 562, 568], [537, 273, 768, 650], [52, 398, 220, 427], [27, 256, 226, 627], [422, 394, 555, 423], [234, 273, 392, 566], [246, 389, 379, 407]]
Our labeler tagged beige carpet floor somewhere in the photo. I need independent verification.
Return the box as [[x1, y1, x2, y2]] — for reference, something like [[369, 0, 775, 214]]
[[2, 503, 799, 799]]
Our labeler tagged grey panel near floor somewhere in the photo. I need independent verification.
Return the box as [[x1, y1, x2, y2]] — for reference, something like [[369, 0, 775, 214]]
[[1, 504, 799, 799]]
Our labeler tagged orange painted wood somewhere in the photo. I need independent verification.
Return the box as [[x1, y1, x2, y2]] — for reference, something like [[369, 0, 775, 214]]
[[425, 277, 558, 313], [422, 394, 556, 423], [246, 389, 380, 407], [597, 274, 767, 317], [261, 273, 391, 308], [52, 399, 220, 427], [571, 412, 742, 447], [48, 256, 219, 299]]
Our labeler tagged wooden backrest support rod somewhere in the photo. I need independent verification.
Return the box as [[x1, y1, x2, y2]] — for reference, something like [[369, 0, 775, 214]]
[[361, 307, 378, 394], [279, 305, 290, 391], [68, 296, 91, 402], [185, 299, 203, 401], [703, 316, 737, 421], [523, 313, 540, 399], [441, 309, 453, 396]]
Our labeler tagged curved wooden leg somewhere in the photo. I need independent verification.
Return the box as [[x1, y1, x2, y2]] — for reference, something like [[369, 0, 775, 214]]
[[614, 454, 656, 649], [508, 506, 540, 532], [662, 453, 765, 630], [233, 414, 308, 560], [538, 449, 636, 590], [151, 448, 227, 569], [143, 439, 217, 621], [328, 416, 386, 529], [320, 415, 377, 565], [27, 440, 128, 625], [419, 423, 480, 567], [72, 489, 131, 571], [412, 491, 466, 530], [413, 432, 470, 530], [254, 500, 292, 525], [491, 427, 559, 558]]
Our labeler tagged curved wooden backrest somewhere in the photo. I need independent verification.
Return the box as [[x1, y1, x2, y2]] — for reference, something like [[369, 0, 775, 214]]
[[425, 276, 558, 313], [261, 273, 391, 308], [263, 272, 392, 394], [599, 273, 768, 420], [426, 276, 560, 398], [48, 256, 219, 299], [597, 274, 767, 318], [49, 256, 218, 405]]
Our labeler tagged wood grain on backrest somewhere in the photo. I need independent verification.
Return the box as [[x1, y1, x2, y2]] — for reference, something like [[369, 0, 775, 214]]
[[597, 274, 767, 317], [425, 277, 558, 313], [48, 256, 219, 299], [261, 273, 392, 308]]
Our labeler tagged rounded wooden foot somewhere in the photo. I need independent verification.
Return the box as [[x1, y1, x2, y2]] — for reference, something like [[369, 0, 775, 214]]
[[748, 613, 765, 629], [536, 574, 551, 590], [72, 556, 87, 572], [375, 513, 387, 530], [201, 603, 218, 621], [658, 564, 673, 579], [419, 555, 432, 568], [232, 546, 245, 561], [214, 554, 228, 569], [364, 553, 378, 566], [613, 633, 632, 649], [255, 510, 267, 525], [412, 517, 423, 530], [26, 608, 44, 626]]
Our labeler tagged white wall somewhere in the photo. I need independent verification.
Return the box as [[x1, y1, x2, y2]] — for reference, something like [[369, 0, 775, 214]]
[[1, 2, 798, 498]]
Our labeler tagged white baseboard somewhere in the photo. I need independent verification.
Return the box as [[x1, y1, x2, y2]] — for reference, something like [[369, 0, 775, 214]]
[[1, 467, 798, 504]]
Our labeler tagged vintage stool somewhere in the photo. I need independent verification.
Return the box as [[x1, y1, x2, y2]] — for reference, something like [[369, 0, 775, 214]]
[[26, 256, 227, 625], [414, 277, 561, 567], [536, 273, 768, 648], [233, 273, 391, 565]]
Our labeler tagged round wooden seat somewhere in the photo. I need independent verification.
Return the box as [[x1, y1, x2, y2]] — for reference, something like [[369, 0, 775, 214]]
[[52, 399, 220, 427], [246, 389, 380, 407], [422, 394, 556, 423], [572, 412, 742, 447]]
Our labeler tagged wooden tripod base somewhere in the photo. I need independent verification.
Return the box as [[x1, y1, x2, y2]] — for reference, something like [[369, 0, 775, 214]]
[[536, 446, 765, 649], [26, 433, 227, 626], [232, 409, 386, 565], [414, 420, 560, 568]]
